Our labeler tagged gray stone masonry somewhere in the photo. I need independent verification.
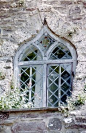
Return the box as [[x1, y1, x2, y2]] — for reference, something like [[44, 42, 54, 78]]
[[0, 0, 86, 95], [0, 0, 86, 132], [0, 108, 86, 133]]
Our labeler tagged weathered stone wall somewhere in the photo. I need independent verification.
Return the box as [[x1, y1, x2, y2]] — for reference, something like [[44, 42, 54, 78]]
[[0, 0, 86, 132], [0, 109, 86, 133], [0, 0, 86, 94]]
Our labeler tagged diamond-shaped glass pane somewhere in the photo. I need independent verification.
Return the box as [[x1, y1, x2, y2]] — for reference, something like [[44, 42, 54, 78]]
[[20, 45, 42, 61], [49, 83, 58, 92], [61, 71, 70, 79], [19, 65, 43, 108], [61, 83, 70, 91], [50, 43, 72, 60], [48, 95, 57, 104]]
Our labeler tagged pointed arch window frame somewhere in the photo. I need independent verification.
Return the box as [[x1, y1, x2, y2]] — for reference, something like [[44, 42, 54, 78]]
[[14, 25, 77, 108]]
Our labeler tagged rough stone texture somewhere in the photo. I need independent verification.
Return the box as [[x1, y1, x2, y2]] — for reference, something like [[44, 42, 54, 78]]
[[0, 110, 86, 133], [0, 0, 86, 97], [48, 118, 62, 130], [12, 122, 47, 133], [0, 112, 9, 120], [80, 131, 86, 133], [66, 129, 79, 133], [0, 0, 86, 133]]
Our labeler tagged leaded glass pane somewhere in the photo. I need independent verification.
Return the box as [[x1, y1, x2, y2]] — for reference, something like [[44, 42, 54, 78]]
[[47, 65, 59, 107], [47, 64, 72, 107], [38, 34, 55, 53], [21, 45, 42, 61], [19, 65, 43, 108], [60, 64, 72, 104], [50, 43, 72, 60]]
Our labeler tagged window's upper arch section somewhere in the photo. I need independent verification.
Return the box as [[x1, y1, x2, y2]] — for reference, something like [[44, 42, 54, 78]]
[[46, 39, 77, 61], [47, 42, 72, 60], [14, 21, 77, 63], [19, 45, 43, 61], [14, 24, 57, 62]]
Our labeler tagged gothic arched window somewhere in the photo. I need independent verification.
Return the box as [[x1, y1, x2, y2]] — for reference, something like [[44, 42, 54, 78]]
[[14, 25, 77, 108]]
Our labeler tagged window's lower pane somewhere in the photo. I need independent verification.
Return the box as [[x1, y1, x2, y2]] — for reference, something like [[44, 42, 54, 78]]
[[47, 64, 72, 107], [19, 65, 43, 108]]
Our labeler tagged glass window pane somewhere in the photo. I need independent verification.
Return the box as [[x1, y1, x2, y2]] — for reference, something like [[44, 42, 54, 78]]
[[47, 65, 59, 107], [47, 64, 72, 107], [50, 43, 72, 60], [20, 45, 42, 61], [19, 65, 43, 108], [60, 64, 72, 104]]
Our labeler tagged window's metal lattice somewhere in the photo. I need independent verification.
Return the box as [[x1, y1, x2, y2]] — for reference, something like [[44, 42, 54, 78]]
[[20, 45, 42, 61], [47, 64, 72, 107], [18, 33, 74, 108], [50, 43, 72, 60], [20, 65, 43, 107]]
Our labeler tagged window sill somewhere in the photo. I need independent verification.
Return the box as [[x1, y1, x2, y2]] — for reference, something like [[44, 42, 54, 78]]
[[0, 107, 65, 113]]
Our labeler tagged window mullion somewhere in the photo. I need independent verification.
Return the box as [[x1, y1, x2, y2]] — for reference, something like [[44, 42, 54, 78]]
[[43, 64, 47, 107], [58, 64, 61, 106]]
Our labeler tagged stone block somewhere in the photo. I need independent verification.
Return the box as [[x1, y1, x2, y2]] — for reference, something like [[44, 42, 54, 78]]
[[83, 2, 86, 8], [3, 126, 11, 133], [47, 131, 61, 133], [69, 6, 81, 15], [64, 117, 73, 124], [75, 117, 86, 123], [41, 112, 62, 118], [20, 113, 39, 118], [80, 131, 86, 133], [17, 131, 61, 133], [0, 113, 9, 120], [48, 118, 62, 131], [26, 8, 36, 11], [66, 129, 78, 133], [11, 122, 47, 133], [67, 124, 86, 129], [61, 1, 72, 5]]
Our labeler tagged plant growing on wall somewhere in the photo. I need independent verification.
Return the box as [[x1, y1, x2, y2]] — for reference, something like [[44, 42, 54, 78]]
[[58, 90, 86, 116], [66, 92, 86, 111], [0, 87, 33, 110]]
